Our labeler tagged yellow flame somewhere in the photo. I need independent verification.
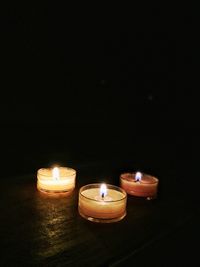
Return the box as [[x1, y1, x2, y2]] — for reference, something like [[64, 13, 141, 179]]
[[52, 167, 60, 180], [100, 183, 107, 198]]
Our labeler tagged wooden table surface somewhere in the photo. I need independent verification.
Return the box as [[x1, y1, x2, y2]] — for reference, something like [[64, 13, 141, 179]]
[[0, 159, 199, 266]]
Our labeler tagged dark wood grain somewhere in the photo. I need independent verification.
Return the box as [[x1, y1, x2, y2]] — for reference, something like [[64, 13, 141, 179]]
[[0, 159, 199, 267]]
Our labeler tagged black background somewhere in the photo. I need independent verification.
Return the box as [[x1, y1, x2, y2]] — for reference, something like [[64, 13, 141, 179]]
[[0, 4, 197, 178], [1, 5, 195, 125], [1, 5, 196, 176]]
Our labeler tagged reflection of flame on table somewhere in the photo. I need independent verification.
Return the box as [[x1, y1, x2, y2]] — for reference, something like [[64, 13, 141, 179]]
[[33, 193, 77, 259]]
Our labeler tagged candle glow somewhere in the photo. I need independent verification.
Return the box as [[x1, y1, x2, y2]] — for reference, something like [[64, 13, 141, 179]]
[[37, 167, 76, 194], [100, 183, 107, 199], [120, 172, 159, 199], [52, 167, 60, 180], [79, 183, 127, 223], [135, 172, 142, 182]]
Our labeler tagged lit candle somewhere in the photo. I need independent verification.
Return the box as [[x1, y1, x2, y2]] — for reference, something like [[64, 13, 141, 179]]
[[78, 183, 127, 223], [37, 166, 76, 194], [120, 171, 159, 199]]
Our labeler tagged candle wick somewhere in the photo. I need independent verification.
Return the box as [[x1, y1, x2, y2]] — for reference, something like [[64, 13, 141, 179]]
[[101, 192, 105, 199], [135, 179, 140, 183]]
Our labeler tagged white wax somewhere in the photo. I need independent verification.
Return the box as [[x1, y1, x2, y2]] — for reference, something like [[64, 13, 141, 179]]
[[37, 167, 76, 193]]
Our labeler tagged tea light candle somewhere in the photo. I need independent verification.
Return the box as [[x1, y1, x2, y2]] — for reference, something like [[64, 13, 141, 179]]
[[37, 167, 76, 194], [78, 183, 127, 223], [120, 172, 159, 199]]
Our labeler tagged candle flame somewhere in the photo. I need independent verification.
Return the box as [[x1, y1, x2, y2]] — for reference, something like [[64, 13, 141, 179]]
[[135, 172, 142, 182], [100, 183, 107, 199], [52, 167, 60, 180]]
